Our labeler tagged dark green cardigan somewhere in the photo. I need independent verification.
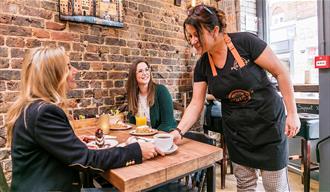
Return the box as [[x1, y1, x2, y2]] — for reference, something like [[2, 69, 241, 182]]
[[129, 84, 177, 132]]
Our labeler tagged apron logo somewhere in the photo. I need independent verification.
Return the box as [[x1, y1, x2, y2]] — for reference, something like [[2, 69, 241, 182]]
[[231, 58, 249, 70], [228, 89, 253, 104]]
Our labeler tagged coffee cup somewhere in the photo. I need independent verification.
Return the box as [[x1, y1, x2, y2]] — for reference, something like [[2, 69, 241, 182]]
[[153, 133, 174, 152]]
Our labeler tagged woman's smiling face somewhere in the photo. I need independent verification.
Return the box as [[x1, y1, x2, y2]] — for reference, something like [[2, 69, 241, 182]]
[[185, 24, 216, 55], [135, 62, 151, 86]]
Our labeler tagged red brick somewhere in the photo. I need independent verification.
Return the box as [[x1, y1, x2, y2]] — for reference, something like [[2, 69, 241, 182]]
[[0, 58, 9, 68], [84, 53, 100, 61], [0, 24, 32, 36], [19, 6, 52, 20], [108, 55, 125, 62], [58, 42, 71, 51], [26, 39, 41, 48], [0, 102, 12, 113], [42, 40, 56, 47], [108, 72, 128, 79], [0, 3, 19, 14], [81, 35, 104, 44], [90, 62, 103, 70], [11, 48, 25, 58], [0, 70, 20, 80], [73, 108, 98, 118], [90, 80, 102, 88], [72, 43, 84, 52], [76, 81, 89, 89], [82, 72, 107, 80], [7, 81, 19, 91], [69, 23, 89, 34], [12, 16, 31, 26], [105, 38, 126, 46], [0, 47, 8, 57], [109, 88, 126, 97], [30, 18, 44, 28], [0, 81, 5, 91], [51, 32, 79, 42], [70, 52, 82, 61], [11, 58, 23, 69], [77, 98, 91, 107], [0, 14, 13, 24], [6, 37, 25, 47], [24, 0, 41, 8], [32, 28, 50, 38], [46, 21, 66, 31], [72, 62, 90, 70], [41, 1, 56, 11], [0, 36, 4, 45], [114, 80, 124, 88], [104, 80, 114, 88], [4, 91, 18, 102], [67, 90, 84, 98], [86, 44, 99, 53]]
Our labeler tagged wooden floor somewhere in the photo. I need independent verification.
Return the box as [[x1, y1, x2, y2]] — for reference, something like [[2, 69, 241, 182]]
[[215, 164, 319, 191]]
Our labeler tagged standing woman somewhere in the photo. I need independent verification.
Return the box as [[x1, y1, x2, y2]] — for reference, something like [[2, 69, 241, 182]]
[[171, 4, 300, 191], [126, 59, 177, 132], [6, 46, 162, 191]]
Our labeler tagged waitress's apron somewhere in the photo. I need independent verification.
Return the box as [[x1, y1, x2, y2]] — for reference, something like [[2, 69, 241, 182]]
[[207, 34, 287, 171]]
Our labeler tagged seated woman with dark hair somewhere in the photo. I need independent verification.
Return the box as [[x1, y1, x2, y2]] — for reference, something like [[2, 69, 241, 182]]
[[126, 59, 177, 132], [6, 46, 163, 191]]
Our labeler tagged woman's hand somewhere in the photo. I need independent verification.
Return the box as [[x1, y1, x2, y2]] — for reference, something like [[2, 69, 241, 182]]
[[285, 113, 301, 138], [138, 142, 164, 161], [170, 130, 183, 144]]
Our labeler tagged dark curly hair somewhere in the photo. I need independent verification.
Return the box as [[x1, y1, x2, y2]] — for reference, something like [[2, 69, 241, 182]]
[[183, 4, 227, 47]]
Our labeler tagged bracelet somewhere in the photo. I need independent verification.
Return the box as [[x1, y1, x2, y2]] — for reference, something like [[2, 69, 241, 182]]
[[174, 128, 184, 139]]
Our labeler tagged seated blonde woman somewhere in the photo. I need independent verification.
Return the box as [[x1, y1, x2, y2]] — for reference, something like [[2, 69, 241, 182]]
[[6, 46, 163, 191]]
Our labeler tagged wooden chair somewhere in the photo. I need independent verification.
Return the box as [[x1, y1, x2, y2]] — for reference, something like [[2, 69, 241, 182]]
[[288, 113, 320, 192], [173, 92, 187, 119], [0, 164, 9, 192]]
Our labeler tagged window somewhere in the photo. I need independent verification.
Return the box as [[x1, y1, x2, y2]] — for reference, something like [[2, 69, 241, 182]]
[[264, 0, 319, 84]]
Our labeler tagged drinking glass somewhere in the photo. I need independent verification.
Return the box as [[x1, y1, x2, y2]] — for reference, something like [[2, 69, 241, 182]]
[[98, 114, 110, 134], [135, 112, 147, 127]]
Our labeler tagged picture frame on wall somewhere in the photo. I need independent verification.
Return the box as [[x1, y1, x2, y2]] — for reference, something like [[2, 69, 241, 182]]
[[59, 0, 124, 28]]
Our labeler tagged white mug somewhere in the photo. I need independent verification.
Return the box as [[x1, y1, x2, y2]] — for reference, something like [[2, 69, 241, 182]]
[[153, 133, 173, 152]]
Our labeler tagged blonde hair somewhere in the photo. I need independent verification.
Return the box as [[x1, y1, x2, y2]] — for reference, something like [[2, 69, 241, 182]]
[[126, 60, 156, 115], [6, 46, 70, 146]]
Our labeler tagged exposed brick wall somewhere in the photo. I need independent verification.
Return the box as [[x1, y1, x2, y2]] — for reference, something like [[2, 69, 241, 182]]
[[0, 0, 253, 183], [0, 0, 198, 181]]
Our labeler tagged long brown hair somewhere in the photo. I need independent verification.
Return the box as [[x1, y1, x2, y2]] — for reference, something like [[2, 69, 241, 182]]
[[126, 59, 156, 115], [184, 4, 227, 48], [6, 46, 70, 146]]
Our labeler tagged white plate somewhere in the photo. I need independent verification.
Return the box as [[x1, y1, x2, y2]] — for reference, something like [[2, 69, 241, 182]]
[[109, 123, 132, 130], [129, 129, 158, 136], [162, 144, 178, 155], [80, 135, 117, 140], [86, 139, 118, 150]]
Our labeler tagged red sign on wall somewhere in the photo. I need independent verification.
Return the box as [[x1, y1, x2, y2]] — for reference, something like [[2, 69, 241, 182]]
[[314, 56, 330, 68]]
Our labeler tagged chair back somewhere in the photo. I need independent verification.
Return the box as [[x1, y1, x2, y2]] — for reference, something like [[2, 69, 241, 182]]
[[184, 131, 215, 146], [173, 92, 188, 124], [0, 164, 9, 192], [203, 101, 223, 134]]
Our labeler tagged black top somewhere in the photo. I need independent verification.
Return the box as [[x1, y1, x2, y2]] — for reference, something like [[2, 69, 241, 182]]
[[194, 32, 288, 171], [11, 101, 142, 192]]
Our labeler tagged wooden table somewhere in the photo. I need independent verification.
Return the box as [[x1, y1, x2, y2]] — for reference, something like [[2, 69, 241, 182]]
[[75, 126, 222, 192]]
